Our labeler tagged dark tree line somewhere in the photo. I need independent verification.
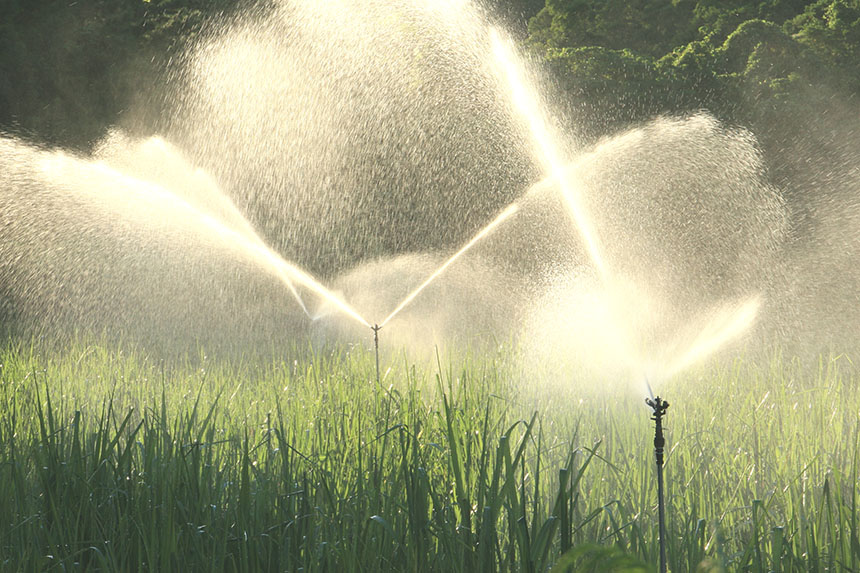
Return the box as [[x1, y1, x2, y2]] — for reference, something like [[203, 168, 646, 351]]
[[0, 0, 239, 147], [525, 0, 860, 139], [2, 0, 859, 150]]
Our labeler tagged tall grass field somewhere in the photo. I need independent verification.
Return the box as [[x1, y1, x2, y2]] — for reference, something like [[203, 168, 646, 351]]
[[0, 340, 856, 571]]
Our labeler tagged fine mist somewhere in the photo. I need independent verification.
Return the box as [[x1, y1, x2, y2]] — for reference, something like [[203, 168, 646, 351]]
[[3, 0, 860, 382], [0, 134, 310, 356], [165, 0, 535, 277], [492, 114, 785, 389]]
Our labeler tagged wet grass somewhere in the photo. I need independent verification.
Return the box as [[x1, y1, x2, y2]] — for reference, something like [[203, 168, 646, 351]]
[[0, 341, 857, 571]]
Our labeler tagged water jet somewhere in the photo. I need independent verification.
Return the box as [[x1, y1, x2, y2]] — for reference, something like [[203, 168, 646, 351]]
[[489, 29, 608, 280], [0, 3, 829, 571], [379, 203, 520, 329], [352, 203, 520, 383]]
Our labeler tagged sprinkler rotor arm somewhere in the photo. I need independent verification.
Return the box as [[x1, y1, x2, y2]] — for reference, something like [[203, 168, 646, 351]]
[[645, 395, 670, 419]]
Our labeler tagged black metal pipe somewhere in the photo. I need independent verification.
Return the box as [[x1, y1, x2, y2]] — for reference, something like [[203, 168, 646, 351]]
[[646, 395, 669, 573]]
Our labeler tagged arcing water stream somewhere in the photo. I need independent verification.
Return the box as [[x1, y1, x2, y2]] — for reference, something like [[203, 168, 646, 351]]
[[379, 204, 519, 328], [487, 27, 766, 387], [3, 132, 518, 338], [489, 30, 609, 281], [39, 146, 370, 327]]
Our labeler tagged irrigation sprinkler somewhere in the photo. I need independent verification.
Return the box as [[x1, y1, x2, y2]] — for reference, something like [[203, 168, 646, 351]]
[[646, 395, 670, 573], [371, 323, 382, 386]]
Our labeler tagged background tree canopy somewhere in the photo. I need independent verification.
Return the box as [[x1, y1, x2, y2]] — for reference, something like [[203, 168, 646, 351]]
[[0, 0, 239, 147], [2, 0, 859, 218], [2, 0, 858, 150], [526, 0, 860, 139]]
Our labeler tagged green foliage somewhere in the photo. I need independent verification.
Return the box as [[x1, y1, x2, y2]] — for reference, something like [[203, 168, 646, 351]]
[[1, 341, 860, 571], [488, 0, 547, 37], [787, 0, 860, 90], [529, 0, 697, 57], [550, 544, 650, 572], [541, 46, 679, 137], [3, 0, 860, 158], [525, 0, 860, 149]]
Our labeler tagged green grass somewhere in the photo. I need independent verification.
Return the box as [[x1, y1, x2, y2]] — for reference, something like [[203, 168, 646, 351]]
[[0, 340, 857, 571]]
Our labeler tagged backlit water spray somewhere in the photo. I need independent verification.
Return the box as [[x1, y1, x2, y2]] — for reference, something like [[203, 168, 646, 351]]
[[490, 27, 765, 380], [488, 25, 764, 572], [37, 146, 371, 329], [661, 297, 761, 381], [489, 30, 608, 280], [379, 204, 519, 328], [490, 29, 654, 383], [368, 203, 520, 384], [0, 1, 802, 569], [96, 168, 371, 330]]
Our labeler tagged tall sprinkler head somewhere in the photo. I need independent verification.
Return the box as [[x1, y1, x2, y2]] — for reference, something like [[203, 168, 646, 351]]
[[645, 395, 670, 462], [645, 394, 670, 573], [371, 323, 382, 386], [645, 395, 669, 466]]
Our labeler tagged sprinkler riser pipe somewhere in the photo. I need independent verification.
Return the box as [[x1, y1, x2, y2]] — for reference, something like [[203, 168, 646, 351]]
[[646, 395, 670, 573], [372, 324, 381, 386]]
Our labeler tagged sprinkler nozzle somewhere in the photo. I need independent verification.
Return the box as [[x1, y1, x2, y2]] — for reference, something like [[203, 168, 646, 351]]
[[645, 396, 669, 418]]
